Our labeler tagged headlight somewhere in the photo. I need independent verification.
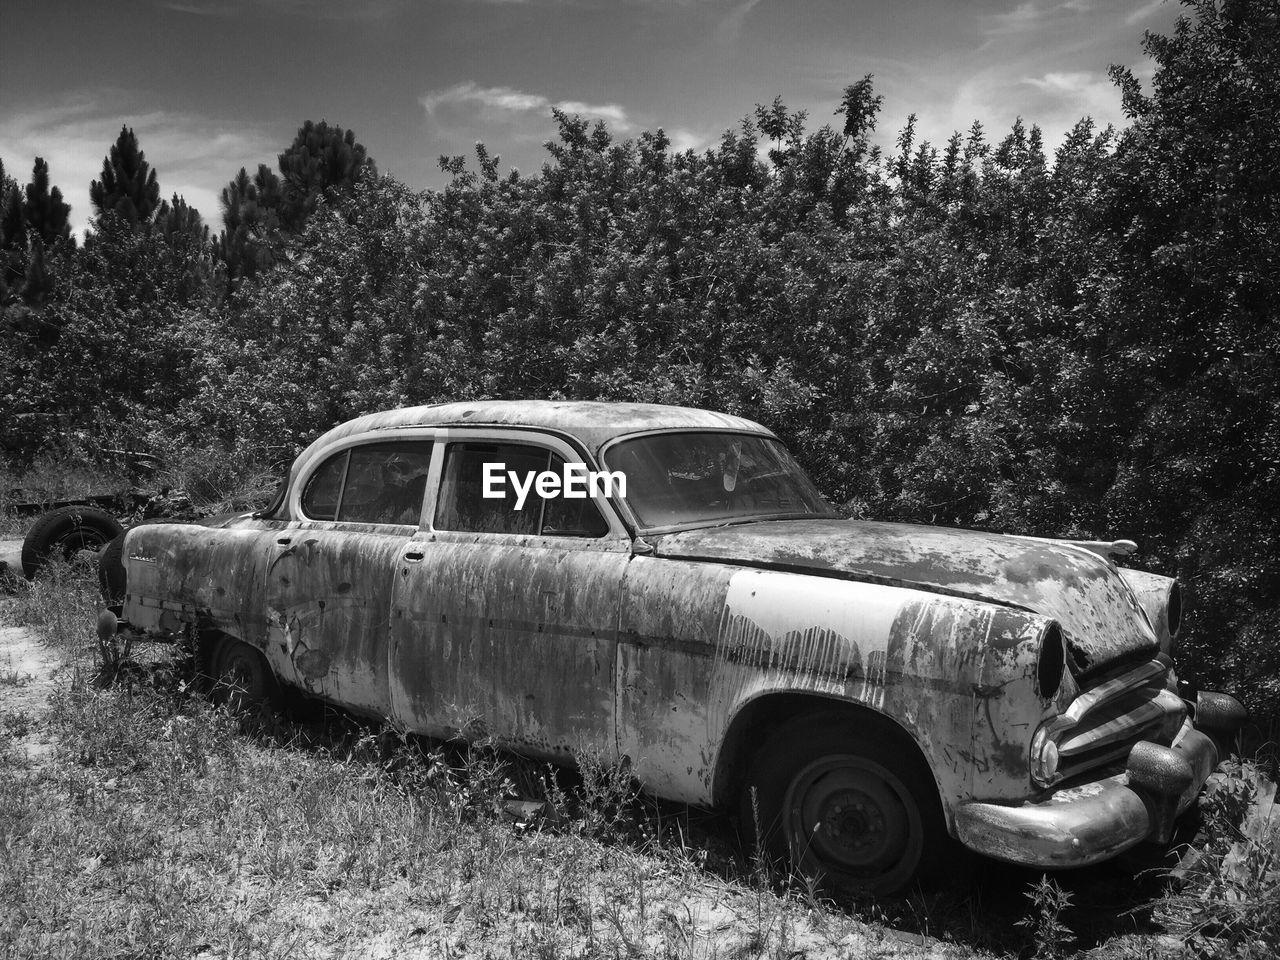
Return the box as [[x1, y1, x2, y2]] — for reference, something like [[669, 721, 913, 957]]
[[1117, 568, 1182, 654], [1036, 621, 1065, 700], [1030, 724, 1061, 787]]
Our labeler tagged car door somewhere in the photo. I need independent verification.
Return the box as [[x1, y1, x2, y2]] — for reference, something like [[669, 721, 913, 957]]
[[389, 431, 631, 761], [264, 436, 436, 716]]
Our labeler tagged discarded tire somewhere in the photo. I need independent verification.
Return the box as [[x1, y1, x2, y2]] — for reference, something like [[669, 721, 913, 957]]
[[20, 505, 124, 579]]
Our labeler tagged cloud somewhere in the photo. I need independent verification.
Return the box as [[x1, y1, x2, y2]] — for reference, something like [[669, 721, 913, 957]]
[[1125, 0, 1166, 26], [715, 0, 762, 46], [0, 92, 279, 238], [1021, 69, 1120, 119], [421, 82, 634, 135], [666, 128, 711, 153], [156, 0, 412, 21]]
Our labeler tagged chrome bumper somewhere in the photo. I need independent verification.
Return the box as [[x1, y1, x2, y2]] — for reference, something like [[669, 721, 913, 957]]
[[954, 693, 1244, 868]]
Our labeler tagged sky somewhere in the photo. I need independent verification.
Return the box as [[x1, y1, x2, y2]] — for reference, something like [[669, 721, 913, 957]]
[[0, 0, 1182, 239]]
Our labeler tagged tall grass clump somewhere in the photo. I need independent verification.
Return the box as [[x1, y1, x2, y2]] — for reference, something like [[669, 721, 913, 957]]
[[1150, 759, 1280, 958], [9, 556, 101, 663]]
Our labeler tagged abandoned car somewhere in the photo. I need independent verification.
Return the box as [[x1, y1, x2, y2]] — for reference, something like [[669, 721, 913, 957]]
[[108, 401, 1246, 892]]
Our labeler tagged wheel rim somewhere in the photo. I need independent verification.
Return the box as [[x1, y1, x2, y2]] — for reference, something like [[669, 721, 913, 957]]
[[783, 753, 923, 889], [55, 526, 111, 560]]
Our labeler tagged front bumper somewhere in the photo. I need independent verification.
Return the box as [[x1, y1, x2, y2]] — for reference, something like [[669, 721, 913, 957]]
[[954, 692, 1244, 868]]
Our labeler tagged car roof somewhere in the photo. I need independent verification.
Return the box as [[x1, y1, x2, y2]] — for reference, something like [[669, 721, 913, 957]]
[[307, 400, 776, 459]]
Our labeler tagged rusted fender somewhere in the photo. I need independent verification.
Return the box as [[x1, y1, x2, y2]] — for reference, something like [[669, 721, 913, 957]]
[[616, 556, 1060, 821], [122, 521, 279, 642]]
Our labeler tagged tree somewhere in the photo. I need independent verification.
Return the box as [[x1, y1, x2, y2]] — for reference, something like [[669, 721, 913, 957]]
[[89, 126, 161, 225], [22, 157, 72, 246], [1, 181, 24, 249], [155, 193, 208, 248], [217, 164, 285, 283], [1097, 0, 1280, 713], [276, 120, 374, 230]]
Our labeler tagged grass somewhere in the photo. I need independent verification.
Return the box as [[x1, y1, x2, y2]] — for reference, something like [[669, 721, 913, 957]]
[[2, 566, 1278, 959], [1, 681, 907, 958], [0, 567, 917, 960]]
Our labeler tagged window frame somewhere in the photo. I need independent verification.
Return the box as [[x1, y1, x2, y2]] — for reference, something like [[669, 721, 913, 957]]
[[291, 430, 442, 529]]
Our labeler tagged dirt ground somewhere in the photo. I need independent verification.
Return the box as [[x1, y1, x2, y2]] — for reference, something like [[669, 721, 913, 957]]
[[0, 621, 62, 768], [0, 538, 21, 581]]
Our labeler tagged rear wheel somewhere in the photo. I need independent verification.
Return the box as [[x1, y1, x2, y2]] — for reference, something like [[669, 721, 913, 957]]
[[209, 635, 279, 712], [741, 716, 944, 896]]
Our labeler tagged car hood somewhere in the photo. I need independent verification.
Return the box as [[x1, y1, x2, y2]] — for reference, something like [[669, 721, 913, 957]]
[[651, 519, 1158, 671]]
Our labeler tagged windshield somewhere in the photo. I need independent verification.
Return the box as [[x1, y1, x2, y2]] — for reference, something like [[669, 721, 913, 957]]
[[603, 431, 836, 530]]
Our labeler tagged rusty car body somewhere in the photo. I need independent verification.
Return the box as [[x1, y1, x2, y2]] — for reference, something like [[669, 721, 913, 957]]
[[112, 400, 1246, 892]]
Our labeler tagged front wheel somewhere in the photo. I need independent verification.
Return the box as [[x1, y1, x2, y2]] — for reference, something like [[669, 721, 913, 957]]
[[741, 716, 945, 896]]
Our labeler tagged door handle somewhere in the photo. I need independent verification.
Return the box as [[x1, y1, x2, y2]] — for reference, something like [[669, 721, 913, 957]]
[[404, 551, 424, 562]]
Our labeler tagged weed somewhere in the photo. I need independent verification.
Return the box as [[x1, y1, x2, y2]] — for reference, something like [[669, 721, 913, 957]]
[[1017, 874, 1075, 959], [0, 667, 32, 687], [1, 711, 37, 738]]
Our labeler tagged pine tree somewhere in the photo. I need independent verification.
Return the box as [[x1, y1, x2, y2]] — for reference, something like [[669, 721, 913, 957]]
[[22, 158, 72, 245], [155, 193, 208, 248], [1, 174, 24, 252], [89, 126, 161, 225], [0, 163, 21, 297], [217, 164, 285, 281], [0, 158, 13, 215], [276, 120, 373, 229], [20, 237, 53, 306]]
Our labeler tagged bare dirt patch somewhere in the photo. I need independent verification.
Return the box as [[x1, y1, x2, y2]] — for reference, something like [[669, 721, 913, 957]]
[[0, 622, 63, 767]]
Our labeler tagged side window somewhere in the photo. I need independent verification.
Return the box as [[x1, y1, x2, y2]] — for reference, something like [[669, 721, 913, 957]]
[[301, 451, 348, 521], [299, 442, 433, 525], [339, 443, 434, 524], [435, 443, 609, 538]]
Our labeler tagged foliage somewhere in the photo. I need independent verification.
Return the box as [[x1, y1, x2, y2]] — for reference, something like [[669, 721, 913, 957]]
[[1, 1, 1277, 723]]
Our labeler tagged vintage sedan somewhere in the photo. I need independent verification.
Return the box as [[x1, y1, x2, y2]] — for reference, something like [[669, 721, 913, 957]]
[[109, 401, 1245, 893]]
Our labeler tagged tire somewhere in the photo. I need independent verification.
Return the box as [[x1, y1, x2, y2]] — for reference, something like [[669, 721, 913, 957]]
[[209, 635, 280, 712], [740, 715, 945, 896], [98, 532, 127, 605], [21, 505, 124, 579]]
